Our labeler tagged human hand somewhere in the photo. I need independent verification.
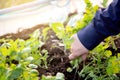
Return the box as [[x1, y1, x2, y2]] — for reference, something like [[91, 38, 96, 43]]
[[69, 34, 89, 61]]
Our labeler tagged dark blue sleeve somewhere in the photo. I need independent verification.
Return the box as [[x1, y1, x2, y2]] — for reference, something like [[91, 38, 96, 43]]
[[77, 0, 120, 50]]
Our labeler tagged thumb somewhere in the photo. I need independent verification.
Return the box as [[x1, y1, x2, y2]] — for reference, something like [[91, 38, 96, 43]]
[[69, 53, 80, 60], [68, 54, 75, 60], [69, 53, 88, 61]]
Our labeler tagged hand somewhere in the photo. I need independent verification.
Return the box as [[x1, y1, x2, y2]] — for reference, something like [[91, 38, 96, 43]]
[[69, 34, 89, 61]]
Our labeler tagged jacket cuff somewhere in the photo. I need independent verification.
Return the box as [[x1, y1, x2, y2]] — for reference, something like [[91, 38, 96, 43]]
[[77, 22, 107, 50]]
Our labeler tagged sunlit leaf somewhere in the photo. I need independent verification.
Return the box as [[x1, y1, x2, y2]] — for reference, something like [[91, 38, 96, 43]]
[[7, 67, 23, 80]]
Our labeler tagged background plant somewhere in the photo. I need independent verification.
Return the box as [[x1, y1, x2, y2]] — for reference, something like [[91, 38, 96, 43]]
[[0, 29, 48, 80]]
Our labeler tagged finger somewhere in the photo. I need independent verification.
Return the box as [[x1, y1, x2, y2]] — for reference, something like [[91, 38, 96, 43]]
[[69, 52, 88, 60], [81, 53, 88, 61], [68, 53, 75, 60], [68, 52, 81, 60]]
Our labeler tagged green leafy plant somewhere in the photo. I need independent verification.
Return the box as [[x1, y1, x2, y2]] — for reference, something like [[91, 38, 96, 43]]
[[72, 0, 98, 33], [78, 37, 120, 80], [0, 29, 48, 80], [42, 27, 50, 41], [107, 54, 120, 75], [50, 22, 73, 52]]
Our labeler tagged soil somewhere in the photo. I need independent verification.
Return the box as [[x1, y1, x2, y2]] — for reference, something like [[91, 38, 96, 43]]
[[0, 24, 48, 40], [38, 28, 84, 80]]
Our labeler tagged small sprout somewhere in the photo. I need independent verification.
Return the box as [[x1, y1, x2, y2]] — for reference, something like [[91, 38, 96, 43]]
[[56, 72, 65, 80], [67, 67, 72, 72]]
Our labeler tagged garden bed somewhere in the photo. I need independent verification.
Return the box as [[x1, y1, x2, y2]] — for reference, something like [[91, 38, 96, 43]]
[[1, 23, 120, 80], [0, 24, 81, 80], [0, 0, 120, 80]]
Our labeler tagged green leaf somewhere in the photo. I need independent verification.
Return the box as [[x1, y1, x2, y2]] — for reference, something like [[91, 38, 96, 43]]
[[50, 22, 65, 39], [25, 56, 34, 62], [7, 67, 23, 80], [70, 57, 82, 69], [0, 46, 9, 56], [28, 64, 38, 69], [107, 56, 120, 75], [30, 29, 40, 38], [56, 72, 65, 80], [42, 27, 50, 41], [0, 66, 7, 80], [67, 67, 72, 72], [21, 47, 31, 53], [30, 69, 39, 75], [105, 50, 112, 57]]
